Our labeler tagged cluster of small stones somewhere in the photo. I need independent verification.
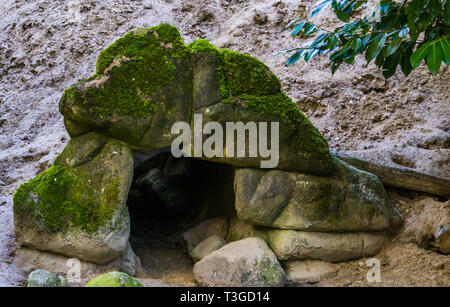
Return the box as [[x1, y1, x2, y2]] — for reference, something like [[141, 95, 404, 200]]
[[13, 24, 402, 287]]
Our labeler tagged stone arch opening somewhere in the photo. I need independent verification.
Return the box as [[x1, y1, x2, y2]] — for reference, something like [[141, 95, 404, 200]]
[[126, 150, 236, 278], [128, 149, 236, 237]]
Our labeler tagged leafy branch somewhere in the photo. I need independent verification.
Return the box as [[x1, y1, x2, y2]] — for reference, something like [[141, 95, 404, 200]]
[[279, 0, 450, 78]]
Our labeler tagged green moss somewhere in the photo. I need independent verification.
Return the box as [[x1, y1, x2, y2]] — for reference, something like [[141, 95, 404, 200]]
[[62, 23, 190, 118], [188, 40, 230, 98], [188, 43, 281, 99], [13, 165, 119, 234], [188, 39, 220, 56], [222, 92, 331, 168], [219, 49, 281, 96], [85, 272, 143, 287], [258, 256, 284, 286]]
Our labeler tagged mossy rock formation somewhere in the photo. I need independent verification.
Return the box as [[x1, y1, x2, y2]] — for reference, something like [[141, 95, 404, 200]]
[[85, 272, 143, 287], [234, 157, 402, 232], [13, 24, 401, 271], [14, 133, 133, 264], [59, 24, 333, 175]]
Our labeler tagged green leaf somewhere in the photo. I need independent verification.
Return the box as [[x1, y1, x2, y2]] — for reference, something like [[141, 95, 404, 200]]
[[399, 27, 409, 38], [426, 41, 443, 75], [375, 50, 386, 68], [365, 33, 387, 62], [400, 41, 414, 76], [327, 33, 339, 49], [285, 18, 303, 29], [305, 49, 320, 62], [382, 51, 400, 79], [330, 50, 342, 61], [385, 36, 403, 56], [411, 38, 448, 74], [286, 50, 305, 66], [311, 33, 328, 47], [445, 0, 450, 26], [311, 0, 331, 17], [331, 61, 341, 74], [336, 9, 350, 22], [340, 39, 353, 55], [427, 0, 441, 20], [292, 21, 307, 37], [438, 39, 450, 65], [410, 41, 432, 69], [352, 37, 362, 52], [303, 23, 317, 36]]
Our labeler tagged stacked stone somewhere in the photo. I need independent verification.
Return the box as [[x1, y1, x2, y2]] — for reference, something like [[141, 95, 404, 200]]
[[13, 24, 402, 286]]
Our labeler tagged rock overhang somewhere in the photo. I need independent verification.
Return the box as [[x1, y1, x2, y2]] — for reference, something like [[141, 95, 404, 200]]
[[59, 23, 333, 175]]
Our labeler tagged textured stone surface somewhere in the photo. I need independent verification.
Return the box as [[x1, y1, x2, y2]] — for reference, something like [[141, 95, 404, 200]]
[[59, 26, 333, 174], [268, 229, 388, 262], [403, 197, 450, 253], [85, 271, 143, 287], [235, 157, 402, 232], [285, 260, 338, 285], [27, 269, 66, 287], [190, 235, 226, 262], [14, 135, 133, 264], [194, 237, 285, 287], [14, 244, 141, 284], [182, 218, 228, 253]]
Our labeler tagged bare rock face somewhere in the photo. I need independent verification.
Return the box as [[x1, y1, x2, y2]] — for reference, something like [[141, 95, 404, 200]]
[[403, 197, 450, 254], [268, 230, 388, 262], [235, 157, 402, 232], [193, 237, 285, 287], [13, 133, 133, 264]]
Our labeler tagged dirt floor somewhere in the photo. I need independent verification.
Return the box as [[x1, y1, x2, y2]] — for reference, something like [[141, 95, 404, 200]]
[[0, 0, 448, 286]]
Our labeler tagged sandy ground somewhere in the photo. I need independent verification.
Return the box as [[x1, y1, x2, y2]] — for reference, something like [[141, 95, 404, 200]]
[[0, 0, 448, 286]]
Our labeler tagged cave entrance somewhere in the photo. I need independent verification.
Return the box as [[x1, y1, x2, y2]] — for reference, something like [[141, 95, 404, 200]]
[[126, 150, 236, 283]]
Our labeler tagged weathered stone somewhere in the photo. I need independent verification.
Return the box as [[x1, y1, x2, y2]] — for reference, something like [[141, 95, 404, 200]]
[[14, 244, 141, 284], [235, 157, 402, 232], [59, 26, 333, 175], [189, 40, 332, 174], [60, 25, 193, 151], [85, 271, 143, 287], [182, 218, 228, 253], [13, 135, 134, 264], [285, 260, 338, 285], [403, 197, 450, 253], [27, 269, 67, 287], [226, 216, 269, 243], [268, 230, 388, 262], [194, 237, 285, 287], [190, 235, 226, 262]]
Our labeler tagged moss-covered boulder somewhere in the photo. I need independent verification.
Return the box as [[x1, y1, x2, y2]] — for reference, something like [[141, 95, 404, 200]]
[[190, 40, 332, 174], [85, 271, 143, 287], [59, 25, 332, 175], [13, 133, 134, 264], [27, 269, 67, 287], [60, 24, 193, 151], [193, 237, 285, 287], [234, 156, 402, 232]]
